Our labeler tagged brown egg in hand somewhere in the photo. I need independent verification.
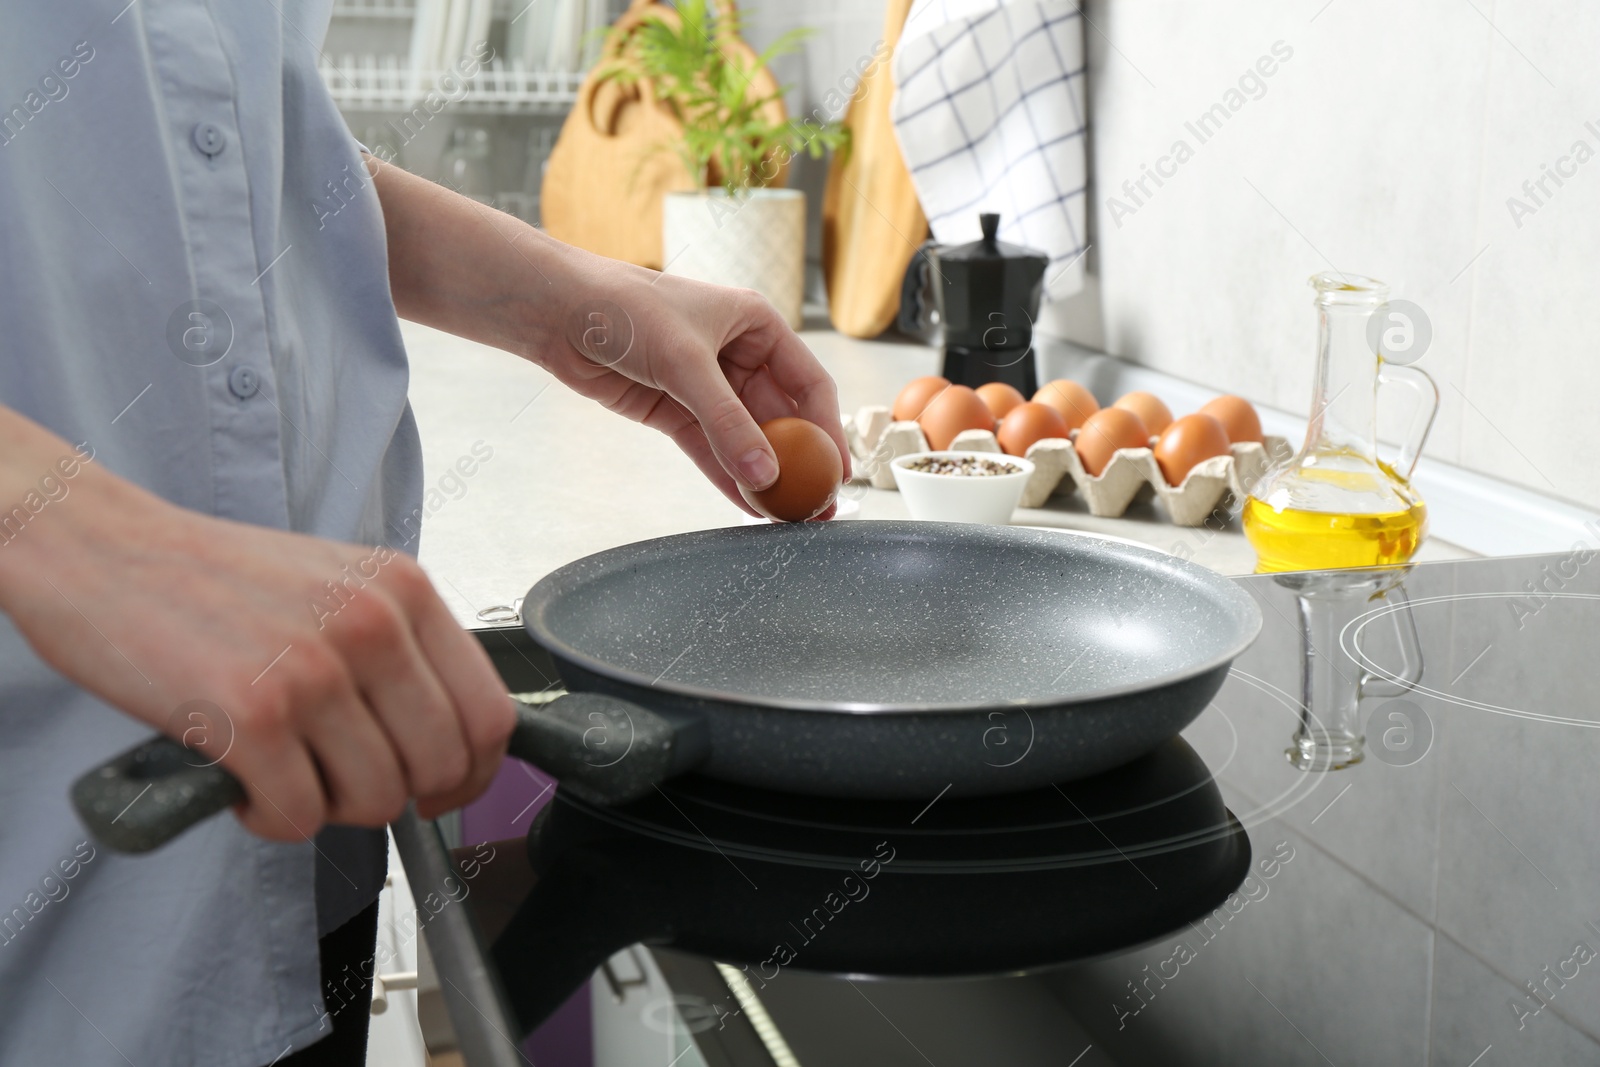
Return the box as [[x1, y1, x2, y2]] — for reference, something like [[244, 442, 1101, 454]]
[[976, 381, 1026, 420], [1112, 391, 1173, 436], [1154, 413, 1231, 486], [918, 385, 996, 450], [1033, 379, 1098, 431], [741, 417, 842, 522], [997, 402, 1070, 456], [1199, 395, 1262, 444], [893, 376, 951, 421], [1074, 407, 1149, 477]]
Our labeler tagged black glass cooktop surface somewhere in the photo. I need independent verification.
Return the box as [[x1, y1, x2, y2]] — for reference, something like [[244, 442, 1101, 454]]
[[467, 548, 1600, 1065], [490, 735, 1250, 1030]]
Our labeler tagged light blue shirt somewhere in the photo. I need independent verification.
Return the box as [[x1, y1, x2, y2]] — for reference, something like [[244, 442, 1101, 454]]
[[0, 2, 424, 1063]]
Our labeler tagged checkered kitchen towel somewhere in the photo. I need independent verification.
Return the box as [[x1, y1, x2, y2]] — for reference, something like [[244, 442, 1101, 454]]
[[891, 0, 1088, 301]]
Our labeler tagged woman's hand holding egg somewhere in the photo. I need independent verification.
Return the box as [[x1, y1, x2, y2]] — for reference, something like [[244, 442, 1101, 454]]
[[742, 417, 844, 522], [538, 266, 851, 518]]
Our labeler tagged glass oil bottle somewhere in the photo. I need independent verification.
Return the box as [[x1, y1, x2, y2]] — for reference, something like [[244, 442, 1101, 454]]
[[1244, 274, 1439, 573]]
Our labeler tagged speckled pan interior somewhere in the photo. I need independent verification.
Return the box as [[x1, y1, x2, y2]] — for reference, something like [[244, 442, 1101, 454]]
[[524, 520, 1261, 713]]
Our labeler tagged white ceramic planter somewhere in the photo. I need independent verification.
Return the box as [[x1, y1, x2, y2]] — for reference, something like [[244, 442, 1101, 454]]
[[661, 188, 805, 328]]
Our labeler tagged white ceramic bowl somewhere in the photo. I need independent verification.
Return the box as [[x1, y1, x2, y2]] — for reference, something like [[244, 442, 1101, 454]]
[[890, 451, 1034, 524]]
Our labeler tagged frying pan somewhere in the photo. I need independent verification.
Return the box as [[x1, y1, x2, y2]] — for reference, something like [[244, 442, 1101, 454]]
[[73, 521, 1260, 852]]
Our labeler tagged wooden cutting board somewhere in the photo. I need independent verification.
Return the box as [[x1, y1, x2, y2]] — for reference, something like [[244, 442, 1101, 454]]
[[541, 0, 787, 269], [822, 0, 927, 338]]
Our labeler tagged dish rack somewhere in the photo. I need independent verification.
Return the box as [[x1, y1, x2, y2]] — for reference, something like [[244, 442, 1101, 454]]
[[318, 54, 585, 112], [322, 0, 612, 114]]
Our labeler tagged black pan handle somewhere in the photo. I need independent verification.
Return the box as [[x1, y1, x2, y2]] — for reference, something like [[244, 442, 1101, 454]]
[[507, 692, 707, 807], [73, 694, 709, 853], [71, 737, 248, 854]]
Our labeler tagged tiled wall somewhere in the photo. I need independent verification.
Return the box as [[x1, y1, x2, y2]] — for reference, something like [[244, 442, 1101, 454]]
[[750, 0, 1600, 510], [1050, 0, 1600, 510]]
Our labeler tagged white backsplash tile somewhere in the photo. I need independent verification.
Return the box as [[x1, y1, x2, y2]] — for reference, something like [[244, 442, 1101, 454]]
[[1080, 0, 1495, 472], [748, 0, 1595, 507], [1456, 2, 1600, 506]]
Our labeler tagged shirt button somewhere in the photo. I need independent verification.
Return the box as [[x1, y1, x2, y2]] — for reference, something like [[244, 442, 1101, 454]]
[[192, 122, 227, 158], [228, 365, 260, 399]]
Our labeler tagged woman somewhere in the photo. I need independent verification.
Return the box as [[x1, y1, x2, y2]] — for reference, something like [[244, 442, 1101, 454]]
[[0, 2, 848, 1063]]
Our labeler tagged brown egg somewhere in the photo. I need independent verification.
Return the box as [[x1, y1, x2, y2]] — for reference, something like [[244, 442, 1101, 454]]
[[893, 376, 951, 422], [1154, 413, 1231, 486], [917, 385, 996, 450], [1199, 395, 1262, 444], [1112, 391, 1173, 436], [975, 381, 1026, 421], [1074, 407, 1149, 477], [741, 417, 843, 522], [996, 402, 1070, 457], [1032, 379, 1099, 431]]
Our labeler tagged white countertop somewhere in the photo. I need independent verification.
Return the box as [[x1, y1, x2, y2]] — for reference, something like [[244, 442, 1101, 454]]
[[402, 318, 1473, 627]]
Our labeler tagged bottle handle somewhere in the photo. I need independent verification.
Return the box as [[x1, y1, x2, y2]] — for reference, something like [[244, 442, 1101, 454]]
[[1376, 361, 1439, 481], [1357, 582, 1424, 698]]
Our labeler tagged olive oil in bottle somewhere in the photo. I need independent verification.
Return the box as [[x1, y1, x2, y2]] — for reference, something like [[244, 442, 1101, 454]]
[[1243, 496, 1427, 572], [1244, 274, 1438, 574]]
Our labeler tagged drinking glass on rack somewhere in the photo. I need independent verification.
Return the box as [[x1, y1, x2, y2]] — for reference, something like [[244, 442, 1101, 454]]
[[360, 123, 405, 169], [439, 126, 493, 202], [523, 125, 556, 226]]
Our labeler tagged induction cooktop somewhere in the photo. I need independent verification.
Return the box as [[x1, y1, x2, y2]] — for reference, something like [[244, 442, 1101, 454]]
[[490, 736, 1251, 1031]]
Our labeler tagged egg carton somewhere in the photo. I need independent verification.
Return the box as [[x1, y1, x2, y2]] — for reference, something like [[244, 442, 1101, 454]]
[[843, 404, 1293, 527]]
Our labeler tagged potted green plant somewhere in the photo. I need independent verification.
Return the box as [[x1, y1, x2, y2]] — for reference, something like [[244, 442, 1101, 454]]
[[596, 0, 846, 326]]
